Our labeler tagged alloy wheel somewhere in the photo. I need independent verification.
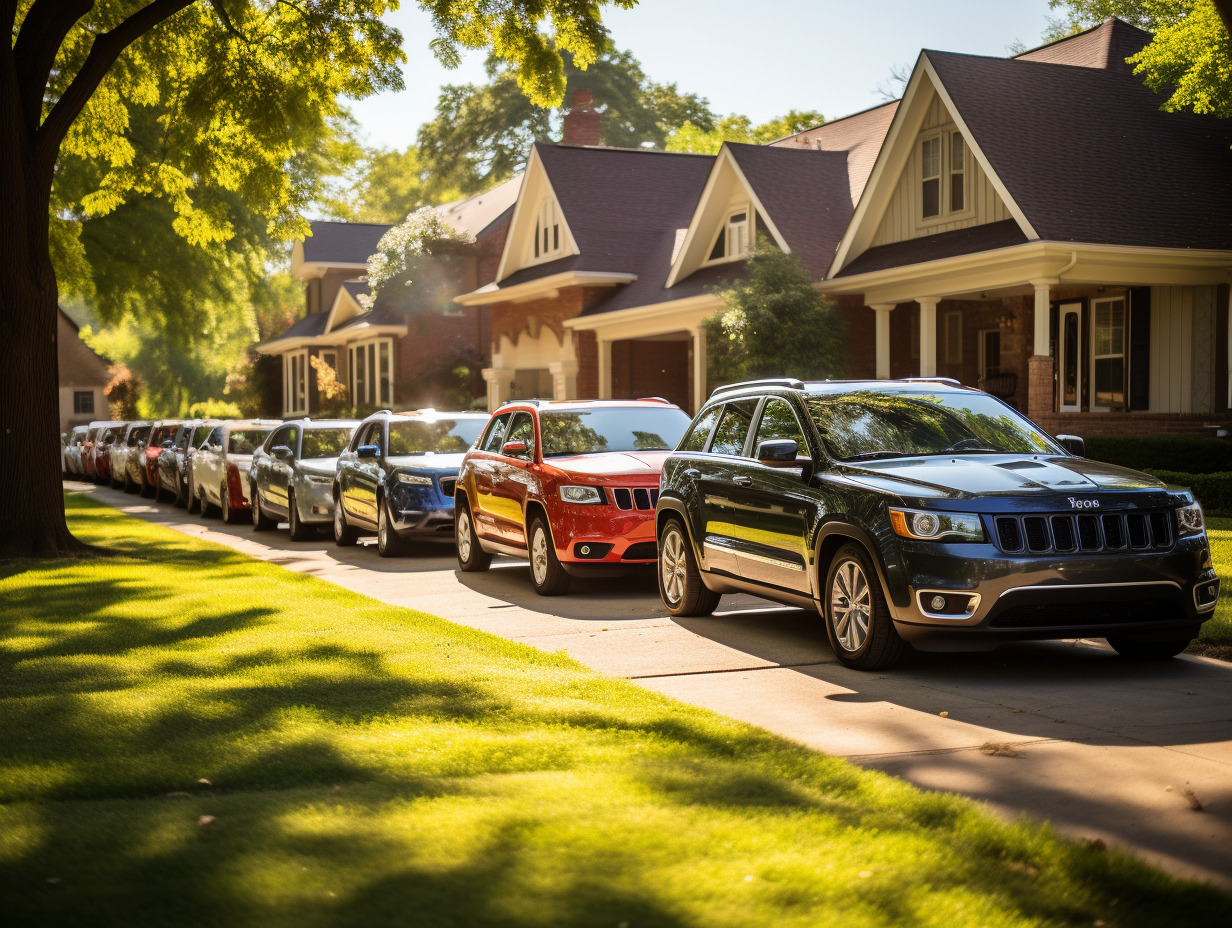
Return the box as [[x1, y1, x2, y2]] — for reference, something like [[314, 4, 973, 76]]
[[829, 559, 872, 652], [659, 526, 687, 606], [531, 524, 549, 586], [456, 510, 473, 562]]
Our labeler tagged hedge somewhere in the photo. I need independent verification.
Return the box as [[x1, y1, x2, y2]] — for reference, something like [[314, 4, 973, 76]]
[[1084, 435, 1232, 475], [1144, 470, 1232, 516]]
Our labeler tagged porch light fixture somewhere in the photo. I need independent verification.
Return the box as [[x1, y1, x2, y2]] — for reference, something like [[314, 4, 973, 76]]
[[998, 310, 1017, 330]]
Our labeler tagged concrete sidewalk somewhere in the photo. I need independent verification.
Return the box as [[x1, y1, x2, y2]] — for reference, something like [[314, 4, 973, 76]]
[[68, 482, 1232, 890]]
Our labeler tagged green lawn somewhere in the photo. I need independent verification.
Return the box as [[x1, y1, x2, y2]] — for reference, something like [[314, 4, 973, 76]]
[[1198, 516, 1232, 646], [1, 495, 1229, 927]]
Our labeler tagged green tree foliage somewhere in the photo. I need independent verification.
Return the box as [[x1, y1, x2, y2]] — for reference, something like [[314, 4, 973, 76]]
[[665, 110, 825, 155], [418, 42, 715, 193], [1045, 1, 1231, 118], [705, 248, 845, 388], [341, 147, 465, 224]]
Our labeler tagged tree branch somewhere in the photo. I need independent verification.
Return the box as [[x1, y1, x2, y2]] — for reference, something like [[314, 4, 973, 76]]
[[12, 0, 94, 136], [207, 0, 248, 44], [34, 0, 196, 167]]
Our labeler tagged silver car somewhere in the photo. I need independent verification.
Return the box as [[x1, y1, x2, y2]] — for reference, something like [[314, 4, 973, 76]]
[[249, 419, 359, 540], [62, 425, 89, 478], [109, 421, 151, 492], [190, 419, 280, 523]]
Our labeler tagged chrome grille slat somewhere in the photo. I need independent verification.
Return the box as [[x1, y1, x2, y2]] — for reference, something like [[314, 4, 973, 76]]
[[992, 510, 1174, 556], [612, 487, 656, 511]]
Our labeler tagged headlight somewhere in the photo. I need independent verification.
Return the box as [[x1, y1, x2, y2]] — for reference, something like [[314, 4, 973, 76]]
[[1177, 502, 1204, 537], [396, 473, 433, 486], [889, 508, 984, 542], [559, 485, 605, 504]]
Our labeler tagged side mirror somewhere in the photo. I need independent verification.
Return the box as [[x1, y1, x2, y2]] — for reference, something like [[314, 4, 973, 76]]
[[357, 444, 380, 459], [161, 440, 174, 449], [501, 439, 529, 458], [756, 439, 799, 462], [272, 445, 294, 460], [1056, 434, 1085, 457]]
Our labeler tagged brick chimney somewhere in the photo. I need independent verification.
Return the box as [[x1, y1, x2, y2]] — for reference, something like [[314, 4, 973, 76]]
[[561, 89, 601, 147]]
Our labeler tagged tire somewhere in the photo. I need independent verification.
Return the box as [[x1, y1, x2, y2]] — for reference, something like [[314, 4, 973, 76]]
[[1106, 634, 1192, 660], [377, 497, 407, 558], [455, 500, 491, 572], [333, 488, 359, 546], [221, 483, 243, 525], [528, 515, 570, 596], [176, 477, 188, 509], [823, 543, 906, 671], [199, 483, 219, 519], [123, 470, 137, 494], [658, 517, 720, 617], [140, 472, 155, 499], [288, 491, 312, 541], [252, 487, 277, 531], [187, 471, 201, 514]]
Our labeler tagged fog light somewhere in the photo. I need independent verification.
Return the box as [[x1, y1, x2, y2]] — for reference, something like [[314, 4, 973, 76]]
[[580, 545, 590, 555], [930, 595, 947, 611]]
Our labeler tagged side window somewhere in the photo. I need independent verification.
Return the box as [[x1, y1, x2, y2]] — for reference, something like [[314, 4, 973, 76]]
[[201, 427, 221, 451], [681, 406, 720, 452], [286, 425, 300, 453], [504, 412, 536, 459], [481, 413, 512, 453], [268, 427, 291, 451], [374, 422, 387, 455], [709, 399, 759, 456], [753, 398, 807, 455]]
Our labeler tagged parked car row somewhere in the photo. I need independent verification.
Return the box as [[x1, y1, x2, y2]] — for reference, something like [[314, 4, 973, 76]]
[[61, 378, 1220, 670]]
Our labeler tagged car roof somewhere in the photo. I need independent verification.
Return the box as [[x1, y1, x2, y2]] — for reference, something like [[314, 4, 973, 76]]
[[494, 398, 682, 414], [293, 418, 360, 429], [221, 419, 281, 430], [706, 378, 975, 403]]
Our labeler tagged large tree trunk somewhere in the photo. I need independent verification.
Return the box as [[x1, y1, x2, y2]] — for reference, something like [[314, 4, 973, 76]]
[[0, 53, 93, 559]]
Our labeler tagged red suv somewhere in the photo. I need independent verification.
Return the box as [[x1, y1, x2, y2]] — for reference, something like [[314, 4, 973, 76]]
[[454, 399, 693, 595]]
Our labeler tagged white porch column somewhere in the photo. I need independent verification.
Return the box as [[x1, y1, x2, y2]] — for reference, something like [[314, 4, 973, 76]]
[[916, 298, 939, 376], [597, 339, 613, 399], [1030, 278, 1058, 356], [690, 327, 707, 413], [549, 360, 578, 401], [482, 367, 513, 412], [869, 303, 896, 380]]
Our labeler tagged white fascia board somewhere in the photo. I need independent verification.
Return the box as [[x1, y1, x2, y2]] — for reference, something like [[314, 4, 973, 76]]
[[253, 334, 342, 354], [920, 54, 1038, 242], [454, 271, 637, 306], [563, 294, 724, 334], [338, 324, 409, 343], [494, 146, 542, 283], [725, 151, 792, 255], [494, 148, 581, 283], [324, 286, 363, 334]]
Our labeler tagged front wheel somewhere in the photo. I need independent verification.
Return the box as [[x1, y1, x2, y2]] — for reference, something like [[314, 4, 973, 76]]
[[333, 490, 358, 546], [252, 487, 277, 531], [377, 498, 407, 558], [1106, 634, 1192, 660], [187, 471, 201, 514], [528, 515, 569, 596], [658, 518, 720, 617], [288, 491, 312, 541], [823, 544, 906, 671], [455, 501, 491, 572]]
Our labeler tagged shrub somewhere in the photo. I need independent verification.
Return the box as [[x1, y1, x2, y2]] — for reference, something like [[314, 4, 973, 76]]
[[1144, 470, 1232, 516], [1084, 435, 1232, 475], [187, 398, 244, 420]]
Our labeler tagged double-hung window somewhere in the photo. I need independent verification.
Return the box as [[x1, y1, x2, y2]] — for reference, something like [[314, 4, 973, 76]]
[[921, 131, 968, 221], [348, 338, 394, 407], [285, 349, 308, 415], [1092, 297, 1127, 411]]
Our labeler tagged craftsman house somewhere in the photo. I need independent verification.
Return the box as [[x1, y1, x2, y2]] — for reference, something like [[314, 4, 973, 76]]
[[255, 177, 520, 415], [57, 307, 110, 435]]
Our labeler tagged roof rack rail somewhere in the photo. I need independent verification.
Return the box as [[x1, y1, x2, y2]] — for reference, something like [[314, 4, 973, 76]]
[[373, 409, 393, 416], [506, 398, 542, 406], [636, 396, 672, 404], [899, 377, 962, 387], [709, 378, 805, 398]]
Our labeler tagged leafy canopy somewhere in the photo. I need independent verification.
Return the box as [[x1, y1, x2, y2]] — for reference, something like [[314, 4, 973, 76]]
[[1046, 1, 1231, 118], [665, 110, 826, 155], [706, 247, 846, 388]]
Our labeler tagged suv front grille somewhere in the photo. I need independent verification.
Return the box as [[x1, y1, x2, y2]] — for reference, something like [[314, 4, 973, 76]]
[[992, 510, 1173, 556], [612, 487, 659, 511]]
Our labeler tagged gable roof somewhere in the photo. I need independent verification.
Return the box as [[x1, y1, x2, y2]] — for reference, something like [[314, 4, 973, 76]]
[[1014, 15, 1145, 68], [300, 221, 391, 266], [927, 29, 1232, 250], [436, 174, 523, 239]]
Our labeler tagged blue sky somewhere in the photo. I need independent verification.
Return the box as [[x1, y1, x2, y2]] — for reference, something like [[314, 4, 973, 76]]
[[349, 0, 1060, 151]]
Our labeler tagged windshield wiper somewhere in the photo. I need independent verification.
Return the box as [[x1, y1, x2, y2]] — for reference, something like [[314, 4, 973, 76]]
[[840, 451, 911, 462]]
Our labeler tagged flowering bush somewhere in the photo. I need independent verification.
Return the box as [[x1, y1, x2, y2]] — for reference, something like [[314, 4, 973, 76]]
[[364, 207, 469, 304]]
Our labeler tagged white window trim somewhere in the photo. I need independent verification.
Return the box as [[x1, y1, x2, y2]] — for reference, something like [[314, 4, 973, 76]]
[[348, 337, 395, 407], [918, 127, 976, 227], [1091, 295, 1128, 413], [977, 328, 1000, 379], [702, 205, 753, 268], [529, 197, 566, 266], [284, 349, 309, 416]]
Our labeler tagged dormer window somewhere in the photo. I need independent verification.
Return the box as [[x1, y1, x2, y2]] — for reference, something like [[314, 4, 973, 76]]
[[533, 198, 564, 262], [921, 130, 969, 221], [706, 207, 751, 263]]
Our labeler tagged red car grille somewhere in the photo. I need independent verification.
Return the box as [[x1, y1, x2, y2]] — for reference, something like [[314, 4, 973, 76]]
[[611, 487, 659, 511]]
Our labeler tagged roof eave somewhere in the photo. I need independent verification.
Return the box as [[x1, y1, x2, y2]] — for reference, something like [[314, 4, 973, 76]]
[[455, 271, 638, 306]]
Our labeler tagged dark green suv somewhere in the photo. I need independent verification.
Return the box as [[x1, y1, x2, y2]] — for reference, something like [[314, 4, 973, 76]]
[[655, 378, 1219, 670]]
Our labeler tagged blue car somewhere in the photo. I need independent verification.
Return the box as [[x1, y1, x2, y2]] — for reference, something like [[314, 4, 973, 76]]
[[333, 409, 490, 557]]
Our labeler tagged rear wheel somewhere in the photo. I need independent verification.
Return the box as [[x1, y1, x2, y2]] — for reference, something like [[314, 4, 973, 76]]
[[658, 517, 720, 617], [1106, 634, 1192, 660], [187, 471, 201, 514], [199, 484, 219, 519], [528, 515, 569, 596], [252, 488, 277, 531], [377, 497, 408, 557], [220, 484, 241, 524], [333, 489, 359, 546], [823, 544, 906, 671], [288, 491, 312, 541], [455, 501, 491, 572], [140, 471, 155, 499]]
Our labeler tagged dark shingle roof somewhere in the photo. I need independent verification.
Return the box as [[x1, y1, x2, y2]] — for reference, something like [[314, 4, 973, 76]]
[[301, 221, 391, 265], [332, 304, 405, 331], [767, 101, 898, 206], [837, 219, 1028, 277], [261, 312, 329, 345], [927, 21, 1232, 250]]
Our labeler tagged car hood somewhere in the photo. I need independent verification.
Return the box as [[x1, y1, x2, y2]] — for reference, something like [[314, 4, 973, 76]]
[[546, 450, 672, 477], [299, 457, 340, 477], [839, 454, 1167, 501], [387, 452, 467, 474]]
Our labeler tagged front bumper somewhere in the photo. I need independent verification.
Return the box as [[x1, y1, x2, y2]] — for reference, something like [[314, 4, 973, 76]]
[[386, 482, 456, 539], [554, 503, 659, 566], [881, 533, 1217, 648], [296, 476, 338, 524]]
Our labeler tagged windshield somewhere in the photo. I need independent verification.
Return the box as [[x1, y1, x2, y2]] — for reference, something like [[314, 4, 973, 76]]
[[387, 418, 484, 455], [301, 428, 352, 459], [540, 407, 691, 457], [128, 426, 151, 444], [806, 390, 1063, 461], [228, 429, 271, 455]]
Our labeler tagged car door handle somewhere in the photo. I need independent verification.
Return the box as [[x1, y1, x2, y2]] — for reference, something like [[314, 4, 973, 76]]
[[732, 475, 754, 486]]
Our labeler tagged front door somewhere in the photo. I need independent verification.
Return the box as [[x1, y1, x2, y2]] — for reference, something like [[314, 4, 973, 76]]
[[1058, 302, 1082, 413], [490, 411, 536, 546], [696, 398, 760, 577]]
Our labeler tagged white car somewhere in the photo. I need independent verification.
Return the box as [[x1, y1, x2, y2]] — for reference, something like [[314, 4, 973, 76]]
[[190, 419, 280, 523]]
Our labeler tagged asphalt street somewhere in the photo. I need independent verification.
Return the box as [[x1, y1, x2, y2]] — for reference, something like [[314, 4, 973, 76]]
[[66, 481, 1232, 890]]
